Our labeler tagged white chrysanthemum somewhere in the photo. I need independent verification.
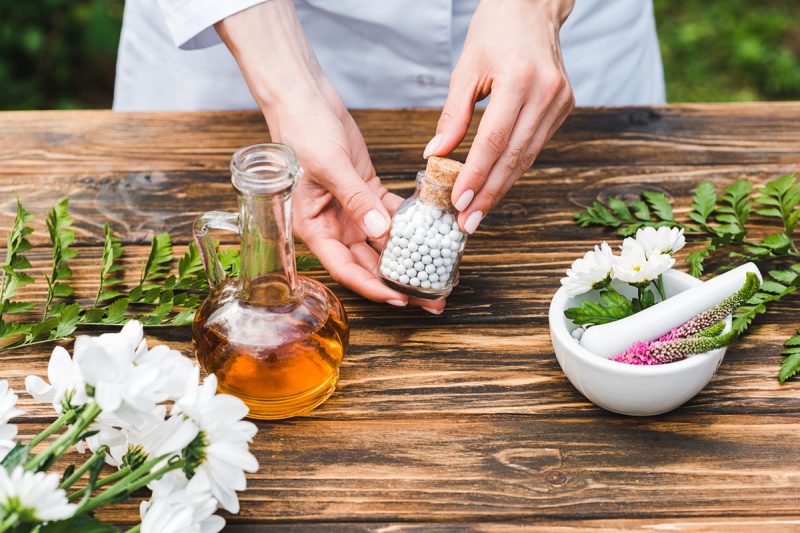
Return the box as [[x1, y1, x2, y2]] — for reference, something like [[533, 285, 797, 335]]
[[175, 371, 258, 513], [25, 345, 88, 413], [73, 329, 165, 427], [140, 471, 224, 533], [560, 241, 615, 297], [0, 381, 22, 462], [624, 226, 686, 257], [0, 466, 75, 522], [135, 344, 197, 401], [83, 406, 198, 469], [613, 244, 675, 285]]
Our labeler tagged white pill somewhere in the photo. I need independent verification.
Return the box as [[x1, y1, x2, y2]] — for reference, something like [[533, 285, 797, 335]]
[[442, 248, 452, 258], [432, 282, 442, 289], [451, 241, 460, 251], [392, 246, 402, 257], [397, 238, 409, 248], [402, 258, 413, 268], [442, 213, 454, 226], [389, 271, 399, 280], [448, 230, 462, 242], [418, 271, 428, 281], [433, 258, 443, 267], [431, 208, 442, 219], [410, 277, 421, 287], [421, 280, 431, 289], [412, 234, 425, 245], [425, 264, 436, 274], [436, 266, 447, 275], [419, 244, 429, 255], [390, 227, 399, 237], [429, 272, 439, 282], [408, 241, 419, 252], [406, 268, 417, 278], [402, 226, 414, 238], [399, 274, 410, 284], [396, 266, 406, 275], [401, 249, 411, 258], [425, 237, 438, 248], [411, 251, 422, 262], [381, 267, 391, 276], [430, 248, 441, 258], [440, 237, 451, 249], [422, 255, 432, 265], [414, 261, 425, 271], [438, 223, 451, 235], [412, 214, 425, 225]]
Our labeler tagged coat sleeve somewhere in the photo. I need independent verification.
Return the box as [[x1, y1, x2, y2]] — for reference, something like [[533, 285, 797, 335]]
[[156, 0, 268, 49]]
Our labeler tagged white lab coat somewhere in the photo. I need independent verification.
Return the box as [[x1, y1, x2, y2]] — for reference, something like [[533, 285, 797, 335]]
[[113, 0, 665, 111]]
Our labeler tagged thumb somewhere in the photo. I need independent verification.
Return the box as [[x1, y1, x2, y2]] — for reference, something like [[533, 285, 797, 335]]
[[424, 77, 475, 158], [322, 161, 391, 239]]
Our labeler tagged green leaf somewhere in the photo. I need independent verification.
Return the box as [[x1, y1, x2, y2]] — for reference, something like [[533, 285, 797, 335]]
[[96, 224, 124, 306], [53, 303, 81, 338], [756, 174, 800, 236], [103, 298, 129, 324], [1, 301, 35, 314], [140, 233, 173, 284], [178, 242, 204, 280], [779, 329, 800, 382], [1, 442, 30, 470], [688, 181, 717, 226], [564, 290, 635, 326], [40, 514, 118, 533], [0, 198, 35, 302], [643, 191, 675, 222]]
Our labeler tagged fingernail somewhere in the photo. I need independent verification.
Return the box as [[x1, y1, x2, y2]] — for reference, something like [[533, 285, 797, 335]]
[[363, 209, 389, 238], [421, 305, 443, 315], [423, 134, 443, 158], [464, 210, 484, 234], [387, 299, 407, 307], [454, 189, 474, 211]]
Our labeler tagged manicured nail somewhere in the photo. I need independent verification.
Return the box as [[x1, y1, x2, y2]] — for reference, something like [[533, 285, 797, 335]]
[[364, 209, 389, 238], [454, 189, 474, 211], [421, 305, 443, 315], [423, 134, 443, 158], [387, 299, 407, 307], [464, 210, 484, 234]]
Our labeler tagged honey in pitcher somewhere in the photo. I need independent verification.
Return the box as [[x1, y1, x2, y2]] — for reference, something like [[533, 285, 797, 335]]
[[193, 276, 348, 419], [192, 144, 349, 419]]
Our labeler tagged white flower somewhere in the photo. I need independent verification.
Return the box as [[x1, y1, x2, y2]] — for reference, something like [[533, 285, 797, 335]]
[[624, 226, 685, 257], [175, 371, 258, 513], [135, 344, 197, 401], [0, 466, 75, 522], [0, 381, 22, 462], [560, 241, 615, 297], [613, 244, 674, 284], [25, 346, 88, 413], [140, 471, 224, 533], [73, 327, 165, 427]]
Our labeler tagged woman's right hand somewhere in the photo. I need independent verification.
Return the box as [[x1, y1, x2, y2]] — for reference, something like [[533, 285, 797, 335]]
[[216, 1, 446, 313]]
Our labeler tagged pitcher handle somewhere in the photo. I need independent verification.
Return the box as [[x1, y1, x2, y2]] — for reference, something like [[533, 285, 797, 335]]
[[193, 211, 240, 291]]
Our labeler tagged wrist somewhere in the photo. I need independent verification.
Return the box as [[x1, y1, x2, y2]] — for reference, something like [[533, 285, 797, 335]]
[[215, 0, 328, 109]]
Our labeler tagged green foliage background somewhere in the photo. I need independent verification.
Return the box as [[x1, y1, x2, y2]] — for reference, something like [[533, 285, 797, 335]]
[[0, 0, 798, 110]]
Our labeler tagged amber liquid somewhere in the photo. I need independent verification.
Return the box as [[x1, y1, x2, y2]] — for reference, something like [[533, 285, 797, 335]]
[[193, 275, 349, 420]]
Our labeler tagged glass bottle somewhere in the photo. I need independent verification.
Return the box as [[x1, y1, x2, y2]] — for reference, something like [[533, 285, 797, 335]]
[[378, 156, 467, 300], [192, 143, 348, 420]]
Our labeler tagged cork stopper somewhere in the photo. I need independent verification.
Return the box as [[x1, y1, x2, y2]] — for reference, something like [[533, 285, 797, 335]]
[[419, 156, 463, 208]]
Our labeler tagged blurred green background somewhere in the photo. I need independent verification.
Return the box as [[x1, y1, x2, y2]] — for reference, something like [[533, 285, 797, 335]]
[[1, 0, 798, 110]]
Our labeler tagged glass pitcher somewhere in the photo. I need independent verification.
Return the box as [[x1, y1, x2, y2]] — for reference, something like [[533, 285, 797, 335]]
[[192, 143, 349, 420]]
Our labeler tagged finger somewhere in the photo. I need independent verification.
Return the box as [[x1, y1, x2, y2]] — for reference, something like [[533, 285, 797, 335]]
[[424, 71, 475, 158], [314, 154, 392, 239], [450, 87, 524, 215], [350, 241, 446, 314], [309, 235, 409, 306], [459, 91, 573, 233]]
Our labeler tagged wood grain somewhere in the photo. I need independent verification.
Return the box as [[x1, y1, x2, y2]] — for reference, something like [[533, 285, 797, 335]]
[[1, 104, 799, 530]]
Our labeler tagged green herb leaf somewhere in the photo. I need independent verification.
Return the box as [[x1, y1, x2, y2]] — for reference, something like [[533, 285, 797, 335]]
[[96, 224, 124, 305], [688, 181, 717, 227], [0, 198, 35, 302], [779, 329, 800, 383], [756, 174, 800, 237], [140, 233, 173, 285], [643, 191, 675, 222], [564, 290, 636, 326]]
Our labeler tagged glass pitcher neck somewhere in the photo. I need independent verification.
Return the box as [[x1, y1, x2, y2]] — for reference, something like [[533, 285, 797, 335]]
[[232, 144, 302, 305]]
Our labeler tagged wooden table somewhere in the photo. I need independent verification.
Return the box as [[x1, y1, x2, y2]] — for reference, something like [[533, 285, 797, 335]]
[[1, 104, 799, 531]]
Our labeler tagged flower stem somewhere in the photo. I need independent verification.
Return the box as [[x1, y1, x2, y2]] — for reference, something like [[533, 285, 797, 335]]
[[60, 447, 107, 490], [29, 409, 76, 448], [74, 454, 179, 516], [26, 402, 102, 472], [0, 512, 19, 533], [654, 275, 667, 301], [126, 525, 141, 533], [68, 466, 131, 502]]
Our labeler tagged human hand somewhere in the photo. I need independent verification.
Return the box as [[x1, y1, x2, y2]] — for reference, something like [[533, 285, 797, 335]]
[[217, 1, 445, 313], [425, 0, 576, 234]]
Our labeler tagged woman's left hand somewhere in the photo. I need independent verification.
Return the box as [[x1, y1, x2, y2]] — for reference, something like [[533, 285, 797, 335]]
[[425, 0, 576, 234]]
